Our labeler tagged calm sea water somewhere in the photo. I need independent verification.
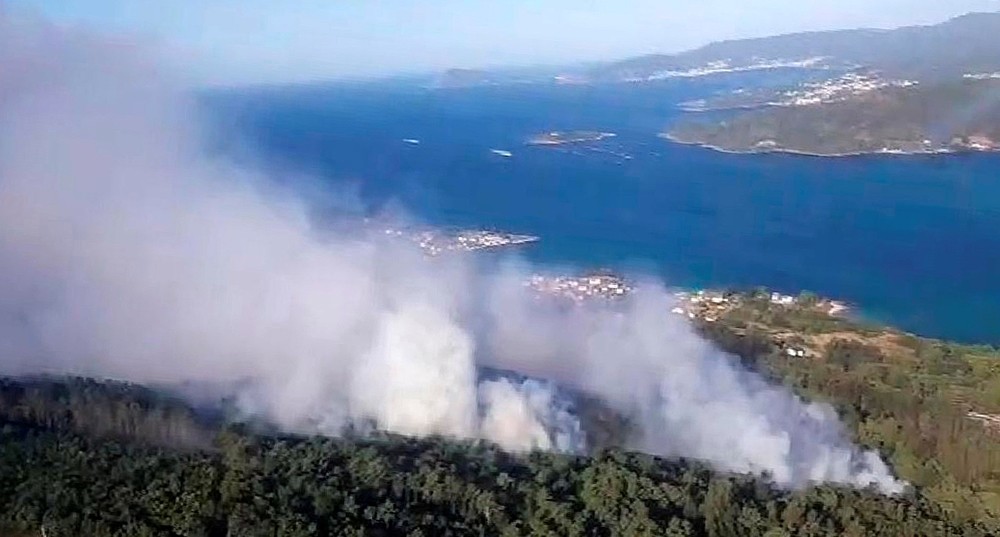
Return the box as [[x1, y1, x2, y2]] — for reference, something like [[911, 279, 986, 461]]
[[214, 76, 1000, 345]]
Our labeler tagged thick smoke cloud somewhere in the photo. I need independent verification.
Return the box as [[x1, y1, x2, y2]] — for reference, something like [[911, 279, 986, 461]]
[[0, 11, 904, 493]]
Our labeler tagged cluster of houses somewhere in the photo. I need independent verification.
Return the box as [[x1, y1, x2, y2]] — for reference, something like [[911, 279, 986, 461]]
[[383, 227, 538, 256], [776, 73, 918, 107], [769, 292, 797, 306], [669, 289, 815, 357], [631, 57, 829, 82], [963, 72, 1000, 80], [670, 290, 735, 323], [670, 289, 796, 314], [958, 135, 999, 152], [784, 348, 808, 358], [525, 272, 633, 303]]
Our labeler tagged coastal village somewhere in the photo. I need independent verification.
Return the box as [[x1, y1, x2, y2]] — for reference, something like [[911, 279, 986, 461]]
[[670, 68, 1000, 155], [774, 72, 918, 107], [383, 225, 857, 332], [383, 225, 637, 303], [670, 289, 846, 321], [382, 227, 539, 256], [671, 287, 1000, 435], [378, 222, 1000, 424], [671, 288, 850, 358], [678, 72, 920, 112], [624, 57, 831, 82], [524, 272, 633, 303]]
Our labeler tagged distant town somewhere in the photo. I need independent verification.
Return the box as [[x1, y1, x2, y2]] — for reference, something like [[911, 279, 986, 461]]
[[382, 227, 539, 256], [676, 72, 919, 112], [671, 289, 847, 323], [622, 57, 833, 83], [773, 73, 918, 107], [671, 288, 851, 358], [380, 224, 637, 303], [381, 225, 858, 323], [524, 271, 633, 303]]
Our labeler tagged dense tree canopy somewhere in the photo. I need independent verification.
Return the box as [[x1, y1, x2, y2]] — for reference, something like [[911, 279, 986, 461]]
[[699, 292, 1000, 529], [0, 375, 990, 536]]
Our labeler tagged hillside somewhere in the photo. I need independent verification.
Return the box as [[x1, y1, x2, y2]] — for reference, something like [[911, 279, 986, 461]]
[[596, 12, 1000, 82], [668, 79, 1000, 156], [634, 12, 1000, 156], [4, 292, 1000, 533], [0, 374, 991, 536], [689, 289, 1000, 525]]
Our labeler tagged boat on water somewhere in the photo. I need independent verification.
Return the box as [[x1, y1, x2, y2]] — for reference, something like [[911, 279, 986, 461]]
[[491, 149, 513, 157], [402, 138, 421, 145]]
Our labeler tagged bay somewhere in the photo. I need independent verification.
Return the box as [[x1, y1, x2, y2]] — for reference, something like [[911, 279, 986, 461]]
[[215, 76, 1000, 345]]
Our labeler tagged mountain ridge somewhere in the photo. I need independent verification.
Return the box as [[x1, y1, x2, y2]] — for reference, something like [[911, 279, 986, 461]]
[[595, 11, 1000, 82]]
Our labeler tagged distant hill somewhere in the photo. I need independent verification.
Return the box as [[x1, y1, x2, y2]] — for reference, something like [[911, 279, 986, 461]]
[[643, 12, 1000, 156], [668, 79, 1000, 156], [429, 12, 1000, 87], [426, 13, 1000, 156], [595, 12, 1000, 82]]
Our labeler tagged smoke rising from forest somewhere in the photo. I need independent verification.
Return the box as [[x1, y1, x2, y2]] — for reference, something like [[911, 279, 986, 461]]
[[0, 11, 904, 493]]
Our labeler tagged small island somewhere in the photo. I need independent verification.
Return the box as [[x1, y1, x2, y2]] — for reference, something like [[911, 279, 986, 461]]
[[382, 226, 538, 256], [527, 131, 616, 146]]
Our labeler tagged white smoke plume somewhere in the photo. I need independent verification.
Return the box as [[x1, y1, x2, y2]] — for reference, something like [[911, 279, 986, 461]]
[[479, 377, 586, 454], [0, 11, 904, 493]]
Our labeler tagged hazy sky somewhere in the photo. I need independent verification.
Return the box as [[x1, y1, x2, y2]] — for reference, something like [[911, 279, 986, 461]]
[[8, 0, 1000, 84]]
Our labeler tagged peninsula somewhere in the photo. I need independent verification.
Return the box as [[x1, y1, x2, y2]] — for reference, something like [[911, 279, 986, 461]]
[[666, 77, 1000, 156], [677, 286, 1000, 526], [592, 12, 1000, 84], [655, 13, 1000, 157]]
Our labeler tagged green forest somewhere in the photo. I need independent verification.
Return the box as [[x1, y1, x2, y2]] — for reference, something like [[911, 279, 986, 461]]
[[668, 80, 1000, 156], [698, 291, 1000, 530], [0, 372, 994, 536]]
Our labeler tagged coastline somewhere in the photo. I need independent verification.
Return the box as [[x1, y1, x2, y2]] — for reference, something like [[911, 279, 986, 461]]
[[659, 133, 878, 158], [668, 287, 982, 353], [676, 101, 774, 113], [658, 132, 993, 158], [671, 287, 855, 318]]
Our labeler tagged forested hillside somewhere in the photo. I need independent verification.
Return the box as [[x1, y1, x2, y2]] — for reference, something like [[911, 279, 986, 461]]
[[596, 12, 1000, 82], [694, 291, 1000, 528], [668, 79, 1000, 155], [0, 375, 992, 536]]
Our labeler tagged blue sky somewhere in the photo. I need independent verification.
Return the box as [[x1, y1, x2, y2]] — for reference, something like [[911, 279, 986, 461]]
[[8, 0, 1000, 84]]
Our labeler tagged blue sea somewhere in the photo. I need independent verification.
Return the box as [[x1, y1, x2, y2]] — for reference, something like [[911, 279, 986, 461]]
[[212, 75, 1000, 345]]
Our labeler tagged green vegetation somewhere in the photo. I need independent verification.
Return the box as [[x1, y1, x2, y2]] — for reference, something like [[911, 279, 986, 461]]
[[668, 80, 1000, 156], [0, 374, 992, 536], [596, 12, 1000, 82], [605, 12, 1000, 156], [3, 293, 1000, 534], [696, 292, 1000, 528]]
